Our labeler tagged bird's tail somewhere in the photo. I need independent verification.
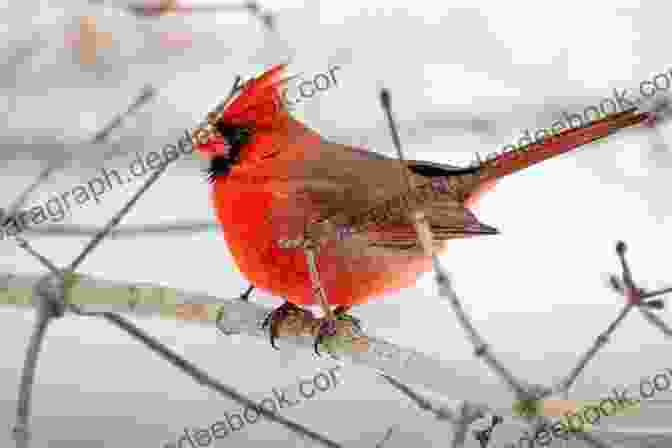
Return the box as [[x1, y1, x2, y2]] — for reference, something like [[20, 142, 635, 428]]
[[457, 107, 654, 207]]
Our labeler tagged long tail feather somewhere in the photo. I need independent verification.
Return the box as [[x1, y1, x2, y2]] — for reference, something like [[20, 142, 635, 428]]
[[458, 108, 654, 204]]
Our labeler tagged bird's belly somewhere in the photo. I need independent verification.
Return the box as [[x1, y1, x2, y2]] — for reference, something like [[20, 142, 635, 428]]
[[216, 189, 433, 306], [230, 238, 433, 306]]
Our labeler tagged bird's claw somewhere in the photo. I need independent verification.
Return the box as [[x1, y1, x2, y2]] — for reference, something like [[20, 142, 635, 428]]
[[261, 301, 309, 350]]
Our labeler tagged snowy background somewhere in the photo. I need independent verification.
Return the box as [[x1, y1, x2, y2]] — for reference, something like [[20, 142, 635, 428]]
[[1, 0, 672, 447]]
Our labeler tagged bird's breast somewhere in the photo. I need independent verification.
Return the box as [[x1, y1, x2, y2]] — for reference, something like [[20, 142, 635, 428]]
[[211, 181, 433, 306]]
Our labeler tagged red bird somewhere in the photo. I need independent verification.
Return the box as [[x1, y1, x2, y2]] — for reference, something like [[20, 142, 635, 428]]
[[192, 64, 652, 354]]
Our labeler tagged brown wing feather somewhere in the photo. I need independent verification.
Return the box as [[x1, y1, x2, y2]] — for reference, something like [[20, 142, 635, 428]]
[[237, 136, 496, 255]]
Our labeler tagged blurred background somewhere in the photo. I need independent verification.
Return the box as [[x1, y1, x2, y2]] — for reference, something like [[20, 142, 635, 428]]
[[1, 1, 672, 447]]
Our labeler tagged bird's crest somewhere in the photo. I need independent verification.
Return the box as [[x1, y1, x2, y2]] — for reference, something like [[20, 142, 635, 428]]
[[191, 63, 296, 181]]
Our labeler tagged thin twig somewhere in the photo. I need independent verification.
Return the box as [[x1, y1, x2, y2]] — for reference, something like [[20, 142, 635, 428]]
[[11, 241, 64, 448], [20, 221, 217, 238], [552, 304, 634, 394], [70, 307, 343, 448], [67, 155, 170, 271], [12, 288, 60, 448], [377, 89, 618, 448], [640, 307, 672, 336], [90, 84, 157, 143], [379, 89, 530, 448], [641, 286, 672, 300], [67, 74, 242, 269], [374, 425, 397, 448], [9, 79, 235, 448], [2, 84, 156, 231], [380, 88, 529, 399]]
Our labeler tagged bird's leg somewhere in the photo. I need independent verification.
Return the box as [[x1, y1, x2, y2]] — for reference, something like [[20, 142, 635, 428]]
[[261, 301, 312, 350], [333, 305, 363, 333], [303, 243, 338, 356]]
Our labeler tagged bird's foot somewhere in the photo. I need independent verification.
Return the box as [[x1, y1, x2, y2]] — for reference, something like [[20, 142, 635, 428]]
[[333, 305, 363, 334], [314, 317, 339, 357], [261, 301, 311, 350]]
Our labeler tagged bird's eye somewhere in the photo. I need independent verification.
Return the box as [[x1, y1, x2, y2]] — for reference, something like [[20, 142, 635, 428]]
[[215, 122, 252, 148]]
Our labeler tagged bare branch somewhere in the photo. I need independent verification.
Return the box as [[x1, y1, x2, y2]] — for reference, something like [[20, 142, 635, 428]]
[[67, 156, 171, 271], [641, 286, 672, 300], [2, 84, 157, 230], [552, 304, 634, 394], [7, 76, 244, 448], [70, 306, 343, 448], [20, 221, 217, 239], [90, 84, 157, 143], [374, 425, 397, 448], [67, 74, 241, 269], [11, 240, 65, 448], [379, 88, 529, 401], [640, 307, 672, 337], [10, 248, 343, 447], [0, 271, 491, 407], [556, 241, 672, 394], [12, 287, 61, 448]]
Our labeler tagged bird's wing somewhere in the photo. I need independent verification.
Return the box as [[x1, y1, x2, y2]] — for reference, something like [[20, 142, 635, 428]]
[[231, 138, 497, 254]]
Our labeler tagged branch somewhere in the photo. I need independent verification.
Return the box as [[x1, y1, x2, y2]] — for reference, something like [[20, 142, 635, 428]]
[[20, 221, 217, 239], [73, 307, 343, 448], [1, 84, 156, 230], [640, 307, 672, 337], [551, 303, 634, 395], [0, 271, 491, 408], [374, 425, 397, 448], [10, 242, 65, 448], [379, 89, 529, 401], [89, 84, 157, 144], [12, 282, 64, 448], [66, 152, 170, 271], [6, 79, 233, 447], [376, 89, 617, 448], [12, 239, 343, 448]]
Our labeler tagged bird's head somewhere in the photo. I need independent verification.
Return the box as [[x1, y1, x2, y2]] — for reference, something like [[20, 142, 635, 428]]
[[191, 64, 292, 182], [191, 112, 254, 182]]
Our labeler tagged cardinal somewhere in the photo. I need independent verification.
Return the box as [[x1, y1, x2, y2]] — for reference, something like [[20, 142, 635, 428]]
[[191, 64, 653, 354]]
